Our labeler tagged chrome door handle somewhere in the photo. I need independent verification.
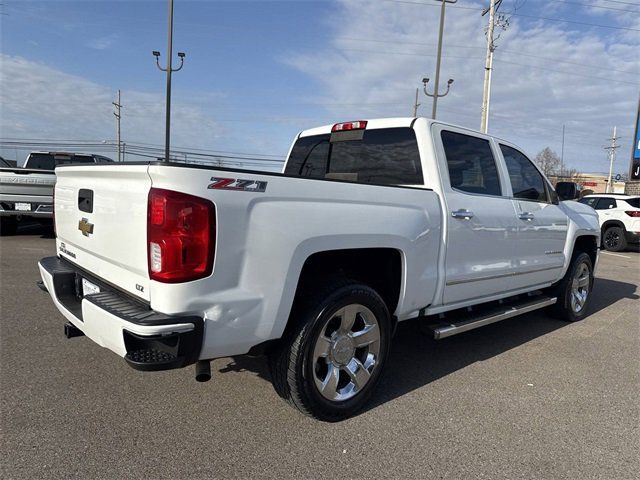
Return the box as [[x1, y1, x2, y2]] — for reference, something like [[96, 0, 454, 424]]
[[451, 209, 474, 219], [519, 212, 535, 221]]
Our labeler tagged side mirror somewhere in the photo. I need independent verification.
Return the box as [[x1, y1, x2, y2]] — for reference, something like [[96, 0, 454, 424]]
[[555, 181, 581, 201]]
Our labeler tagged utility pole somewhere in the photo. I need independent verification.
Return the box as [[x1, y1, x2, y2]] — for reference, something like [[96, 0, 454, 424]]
[[413, 88, 421, 117], [560, 124, 565, 178], [153, 0, 185, 162], [480, 0, 506, 133], [112, 90, 122, 162], [605, 126, 619, 193]]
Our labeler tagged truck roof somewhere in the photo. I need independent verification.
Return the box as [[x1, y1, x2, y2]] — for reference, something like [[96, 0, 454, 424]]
[[583, 193, 638, 199], [297, 117, 513, 144]]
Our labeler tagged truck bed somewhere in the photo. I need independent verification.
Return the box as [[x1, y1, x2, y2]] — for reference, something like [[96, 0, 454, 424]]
[[52, 160, 442, 358]]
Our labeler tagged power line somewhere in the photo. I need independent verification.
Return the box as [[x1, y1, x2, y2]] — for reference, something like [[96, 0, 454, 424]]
[[387, 0, 640, 31], [0, 139, 285, 163], [507, 10, 640, 32], [327, 46, 640, 85], [597, 0, 640, 6], [335, 37, 638, 75], [492, 58, 640, 85], [549, 0, 640, 13]]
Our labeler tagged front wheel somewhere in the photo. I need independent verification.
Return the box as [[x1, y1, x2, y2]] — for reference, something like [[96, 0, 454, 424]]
[[269, 279, 391, 421], [548, 252, 594, 322]]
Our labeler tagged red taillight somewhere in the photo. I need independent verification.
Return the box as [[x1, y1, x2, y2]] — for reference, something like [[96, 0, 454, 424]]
[[625, 211, 640, 217], [147, 188, 215, 283], [331, 120, 367, 132]]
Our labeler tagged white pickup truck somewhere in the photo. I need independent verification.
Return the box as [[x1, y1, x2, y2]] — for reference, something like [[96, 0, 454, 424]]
[[39, 118, 600, 420]]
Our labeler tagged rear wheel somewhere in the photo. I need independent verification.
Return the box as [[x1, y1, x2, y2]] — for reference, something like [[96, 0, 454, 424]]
[[0, 217, 18, 236], [602, 226, 627, 252], [548, 252, 593, 322], [269, 278, 391, 421]]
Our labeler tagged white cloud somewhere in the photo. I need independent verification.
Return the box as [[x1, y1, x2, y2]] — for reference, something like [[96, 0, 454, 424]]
[[0, 54, 230, 162], [0, 54, 289, 170], [87, 34, 119, 51], [284, 0, 640, 175]]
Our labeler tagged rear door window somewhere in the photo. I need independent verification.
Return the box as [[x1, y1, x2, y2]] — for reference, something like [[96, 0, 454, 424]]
[[500, 144, 548, 202], [626, 198, 640, 208], [285, 127, 423, 186], [595, 198, 616, 210], [440, 130, 502, 196]]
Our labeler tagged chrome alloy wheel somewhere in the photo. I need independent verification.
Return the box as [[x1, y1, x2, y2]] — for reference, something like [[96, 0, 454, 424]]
[[312, 304, 381, 402], [570, 262, 590, 313]]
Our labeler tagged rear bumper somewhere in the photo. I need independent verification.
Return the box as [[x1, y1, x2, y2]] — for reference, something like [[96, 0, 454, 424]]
[[38, 256, 203, 371], [0, 202, 52, 218], [625, 230, 640, 243]]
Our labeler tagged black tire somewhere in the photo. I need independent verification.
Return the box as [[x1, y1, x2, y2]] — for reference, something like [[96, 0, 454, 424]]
[[547, 252, 594, 322], [269, 278, 391, 421], [602, 226, 627, 252], [0, 217, 18, 236]]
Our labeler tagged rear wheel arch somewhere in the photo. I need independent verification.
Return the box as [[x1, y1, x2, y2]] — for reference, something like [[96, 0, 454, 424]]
[[601, 219, 625, 234], [285, 248, 403, 335]]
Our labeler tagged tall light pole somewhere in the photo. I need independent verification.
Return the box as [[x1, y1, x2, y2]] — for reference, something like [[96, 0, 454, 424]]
[[423, 0, 457, 119], [153, 0, 185, 162], [422, 77, 454, 118]]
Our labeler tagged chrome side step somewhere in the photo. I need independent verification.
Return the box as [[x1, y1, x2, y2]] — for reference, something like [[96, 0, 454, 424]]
[[428, 295, 557, 340]]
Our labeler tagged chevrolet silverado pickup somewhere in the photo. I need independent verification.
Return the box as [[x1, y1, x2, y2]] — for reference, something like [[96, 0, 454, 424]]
[[38, 118, 600, 420], [0, 152, 113, 235]]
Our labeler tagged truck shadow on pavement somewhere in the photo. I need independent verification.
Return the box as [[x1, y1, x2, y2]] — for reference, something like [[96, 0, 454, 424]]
[[13, 221, 55, 238], [218, 277, 638, 418]]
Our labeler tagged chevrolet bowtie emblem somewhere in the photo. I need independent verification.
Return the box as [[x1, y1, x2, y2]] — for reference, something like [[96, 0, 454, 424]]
[[78, 218, 94, 237]]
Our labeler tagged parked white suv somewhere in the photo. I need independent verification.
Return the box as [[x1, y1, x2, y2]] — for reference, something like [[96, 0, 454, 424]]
[[578, 194, 640, 251]]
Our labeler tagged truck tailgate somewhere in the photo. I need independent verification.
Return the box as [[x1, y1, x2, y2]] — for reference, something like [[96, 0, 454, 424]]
[[0, 168, 56, 201], [54, 165, 152, 301]]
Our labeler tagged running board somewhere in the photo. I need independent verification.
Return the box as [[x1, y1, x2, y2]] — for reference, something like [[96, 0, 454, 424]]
[[427, 295, 557, 340]]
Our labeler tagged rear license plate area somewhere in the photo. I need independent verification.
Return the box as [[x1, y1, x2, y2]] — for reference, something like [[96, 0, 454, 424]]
[[15, 202, 31, 211]]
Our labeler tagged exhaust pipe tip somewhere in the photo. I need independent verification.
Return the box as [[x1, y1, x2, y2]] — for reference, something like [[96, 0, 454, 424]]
[[195, 360, 211, 382]]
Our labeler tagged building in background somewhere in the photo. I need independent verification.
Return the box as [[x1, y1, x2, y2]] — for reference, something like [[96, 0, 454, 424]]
[[626, 99, 640, 195], [550, 172, 626, 195]]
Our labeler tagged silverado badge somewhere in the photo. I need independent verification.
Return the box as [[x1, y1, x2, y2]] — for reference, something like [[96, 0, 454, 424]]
[[78, 218, 94, 237]]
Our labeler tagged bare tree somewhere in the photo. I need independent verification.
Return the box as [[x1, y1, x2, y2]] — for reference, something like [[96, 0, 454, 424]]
[[534, 147, 561, 177]]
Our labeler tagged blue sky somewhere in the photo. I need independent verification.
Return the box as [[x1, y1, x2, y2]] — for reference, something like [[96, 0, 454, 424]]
[[1, 0, 639, 174]]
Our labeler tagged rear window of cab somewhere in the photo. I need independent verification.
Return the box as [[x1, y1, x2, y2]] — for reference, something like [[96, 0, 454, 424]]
[[284, 127, 424, 186]]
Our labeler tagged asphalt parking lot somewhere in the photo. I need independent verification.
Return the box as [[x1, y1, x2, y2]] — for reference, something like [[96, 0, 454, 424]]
[[1, 224, 639, 479]]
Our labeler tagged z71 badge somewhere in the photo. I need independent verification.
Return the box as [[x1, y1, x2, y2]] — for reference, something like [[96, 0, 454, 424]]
[[208, 177, 267, 193]]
